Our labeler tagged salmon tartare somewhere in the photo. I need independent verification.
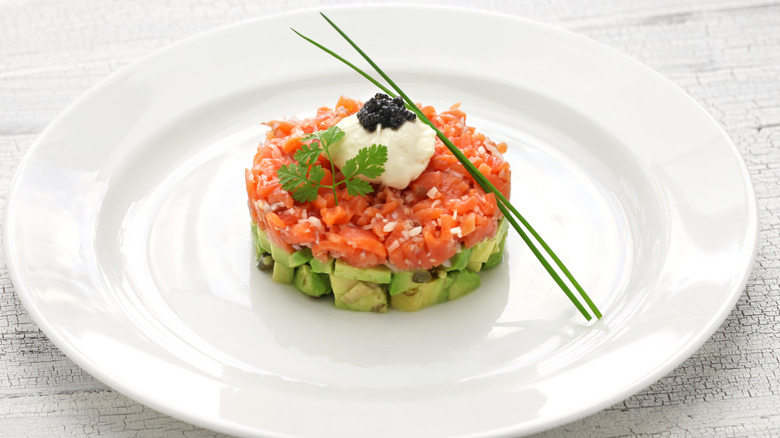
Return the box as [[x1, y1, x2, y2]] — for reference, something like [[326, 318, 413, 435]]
[[245, 95, 511, 312]]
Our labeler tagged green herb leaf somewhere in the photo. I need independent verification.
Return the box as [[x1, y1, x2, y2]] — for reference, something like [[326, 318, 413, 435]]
[[302, 125, 344, 148], [307, 165, 326, 189], [319, 125, 346, 145], [295, 141, 324, 167], [344, 177, 373, 197], [276, 126, 385, 205], [276, 162, 321, 203], [340, 143, 387, 180], [297, 126, 345, 166], [276, 162, 308, 191]]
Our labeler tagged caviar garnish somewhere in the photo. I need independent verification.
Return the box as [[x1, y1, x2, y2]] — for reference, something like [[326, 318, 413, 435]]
[[356, 93, 416, 132]]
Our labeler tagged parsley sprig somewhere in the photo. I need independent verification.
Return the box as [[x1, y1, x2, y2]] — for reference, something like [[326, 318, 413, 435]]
[[292, 13, 603, 321], [276, 126, 388, 205]]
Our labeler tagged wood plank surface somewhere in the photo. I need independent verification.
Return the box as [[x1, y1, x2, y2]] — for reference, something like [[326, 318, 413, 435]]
[[2, 0, 779, 436]]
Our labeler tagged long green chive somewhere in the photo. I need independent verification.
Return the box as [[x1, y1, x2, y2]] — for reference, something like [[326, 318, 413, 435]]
[[294, 13, 602, 321]]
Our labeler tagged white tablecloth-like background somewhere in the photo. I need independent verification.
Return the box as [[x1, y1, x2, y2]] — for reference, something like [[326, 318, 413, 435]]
[[2, 1, 779, 436]]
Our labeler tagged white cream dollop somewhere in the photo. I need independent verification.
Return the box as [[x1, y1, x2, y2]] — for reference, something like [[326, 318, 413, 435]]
[[331, 114, 436, 190]]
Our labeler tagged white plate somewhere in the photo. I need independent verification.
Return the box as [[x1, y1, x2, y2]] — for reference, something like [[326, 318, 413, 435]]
[[4, 6, 758, 437]]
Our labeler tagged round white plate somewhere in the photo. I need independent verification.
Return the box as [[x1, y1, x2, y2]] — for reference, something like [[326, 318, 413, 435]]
[[4, 6, 757, 438]]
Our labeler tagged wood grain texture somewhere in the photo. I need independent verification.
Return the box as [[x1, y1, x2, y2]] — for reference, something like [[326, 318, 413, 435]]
[[2, 0, 779, 436]]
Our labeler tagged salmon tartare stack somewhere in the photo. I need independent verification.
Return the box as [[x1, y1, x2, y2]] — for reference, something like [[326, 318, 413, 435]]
[[245, 94, 511, 312]]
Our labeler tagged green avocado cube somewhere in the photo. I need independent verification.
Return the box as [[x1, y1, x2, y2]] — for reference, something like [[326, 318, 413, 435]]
[[329, 275, 359, 294], [310, 257, 334, 274], [482, 219, 509, 270], [288, 247, 314, 267], [483, 232, 507, 270], [466, 239, 494, 272], [444, 275, 454, 290], [446, 247, 472, 271], [388, 270, 433, 296], [466, 218, 509, 272], [272, 261, 295, 284], [294, 264, 332, 297], [389, 271, 416, 296], [390, 277, 448, 312], [251, 222, 267, 259], [270, 242, 312, 268], [447, 270, 481, 301], [333, 259, 392, 284], [483, 251, 503, 270], [330, 275, 388, 313], [256, 226, 272, 254]]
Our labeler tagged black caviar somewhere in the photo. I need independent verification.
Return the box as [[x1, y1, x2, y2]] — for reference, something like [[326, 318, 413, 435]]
[[356, 93, 416, 132]]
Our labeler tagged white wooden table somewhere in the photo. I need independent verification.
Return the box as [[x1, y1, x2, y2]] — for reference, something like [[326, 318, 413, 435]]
[[2, 1, 779, 436]]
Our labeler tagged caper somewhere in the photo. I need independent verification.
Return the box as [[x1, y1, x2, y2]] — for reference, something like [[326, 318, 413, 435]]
[[256, 255, 274, 270], [412, 270, 432, 283]]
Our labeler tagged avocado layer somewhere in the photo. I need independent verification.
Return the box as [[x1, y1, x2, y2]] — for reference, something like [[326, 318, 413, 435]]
[[250, 218, 507, 312]]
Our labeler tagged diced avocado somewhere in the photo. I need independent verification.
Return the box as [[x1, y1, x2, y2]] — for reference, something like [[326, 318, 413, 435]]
[[310, 256, 334, 274], [270, 241, 313, 268], [497, 216, 509, 237], [330, 274, 388, 313], [464, 218, 509, 272], [256, 226, 272, 254], [447, 270, 481, 301], [329, 274, 360, 292], [272, 261, 295, 284], [483, 251, 503, 270], [333, 259, 392, 284], [289, 247, 313, 267], [340, 282, 375, 304], [483, 218, 509, 270], [270, 242, 291, 266], [467, 239, 495, 272], [251, 223, 260, 256], [250, 222, 267, 259], [388, 270, 433, 296], [390, 277, 448, 312], [483, 232, 507, 270], [389, 271, 415, 296], [294, 264, 332, 297], [446, 247, 472, 271], [444, 274, 454, 290]]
